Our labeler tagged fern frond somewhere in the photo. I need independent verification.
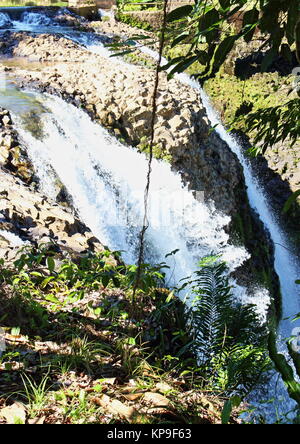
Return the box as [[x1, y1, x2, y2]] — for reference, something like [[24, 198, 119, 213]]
[[185, 260, 269, 393]]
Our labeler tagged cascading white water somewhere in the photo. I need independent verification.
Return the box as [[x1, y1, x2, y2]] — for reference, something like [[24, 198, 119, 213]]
[[20, 11, 53, 26], [130, 43, 300, 420], [199, 90, 300, 332], [0, 12, 12, 29], [199, 89, 300, 421], [0, 229, 27, 247], [1, 91, 269, 325], [12, 96, 252, 272]]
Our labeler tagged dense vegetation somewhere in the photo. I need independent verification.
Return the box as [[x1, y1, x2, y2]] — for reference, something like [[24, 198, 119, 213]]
[[0, 244, 274, 424]]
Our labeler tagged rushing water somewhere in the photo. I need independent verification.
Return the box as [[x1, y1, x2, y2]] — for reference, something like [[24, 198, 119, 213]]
[[0, 7, 299, 421], [11, 93, 259, 287], [0, 229, 26, 247]]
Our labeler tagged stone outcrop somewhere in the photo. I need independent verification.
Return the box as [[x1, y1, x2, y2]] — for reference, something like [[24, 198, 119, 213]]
[[1, 32, 246, 218], [0, 107, 35, 184], [0, 167, 104, 261]]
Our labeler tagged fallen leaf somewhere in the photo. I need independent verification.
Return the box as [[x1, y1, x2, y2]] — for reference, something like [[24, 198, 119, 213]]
[[28, 416, 45, 425], [142, 392, 173, 415], [101, 378, 116, 386], [92, 394, 137, 420], [156, 382, 173, 394], [143, 392, 171, 406], [0, 402, 26, 424], [122, 392, 144, 401]]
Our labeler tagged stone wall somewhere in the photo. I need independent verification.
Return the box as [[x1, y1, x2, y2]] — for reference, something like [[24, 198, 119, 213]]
[[68, 0, 116, 8]]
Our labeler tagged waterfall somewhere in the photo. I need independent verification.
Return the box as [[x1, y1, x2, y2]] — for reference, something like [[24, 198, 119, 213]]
[[131, 44, 300, 419], [20, 11, 53, 26], [0, 11, 298, 420], [11, 93, 260, 286], [199, 90, 300, 333], [0, 12, 12, 29], [199, 89, 300, 421]]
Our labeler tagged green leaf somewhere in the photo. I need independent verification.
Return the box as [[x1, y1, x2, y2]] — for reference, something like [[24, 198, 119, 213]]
[[102, 274, 110, 288], [282, 190, 300, 214], [30, 271, 43, 278], [47, 256, 55, 274], [129, 35, 151, 40], [230, 395, 242, 408], [212, 36, 237, 72], [167, 5, 193, 22], [242, 7, 259, 42], [198, 8, 220, 33], [166, 290, 175, 303], [171, 32, 189, 48], [41, 276, 55, 289], [45, 294, 60, 304], [195, 50, 209, 65], [127, 337, 136, 346], [110, 49, 135, 58], [168, 55, 199, 77], [221, 400, 232, 424]]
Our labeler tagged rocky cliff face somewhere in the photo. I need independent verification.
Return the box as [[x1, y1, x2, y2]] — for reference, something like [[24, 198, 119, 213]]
[[1, 31, 246, 218], [0, 107, 105, 261], [0, 107, 35, 183], [0, 164, 105, 262]]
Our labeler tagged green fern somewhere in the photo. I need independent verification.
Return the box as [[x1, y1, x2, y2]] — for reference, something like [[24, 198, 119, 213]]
[[184, 261, 269, 394]]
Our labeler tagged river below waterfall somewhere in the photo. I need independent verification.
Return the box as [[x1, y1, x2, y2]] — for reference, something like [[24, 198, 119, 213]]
[[0, 7, 299, 423]]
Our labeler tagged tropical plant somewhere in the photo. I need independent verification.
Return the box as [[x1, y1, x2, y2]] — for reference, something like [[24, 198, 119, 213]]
[[163, 0, 300, 154], [182, 260, 270, 395], [113, 1, 299, 154]]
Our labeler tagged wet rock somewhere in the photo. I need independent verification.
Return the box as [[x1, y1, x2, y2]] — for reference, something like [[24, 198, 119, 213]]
[[0, 168, 105, 260], [0, 107, 35, 184]]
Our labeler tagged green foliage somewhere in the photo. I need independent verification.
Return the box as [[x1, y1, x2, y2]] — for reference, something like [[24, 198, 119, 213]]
[[2, 243, 167, 299], [20, 371, 52, 417], [282, 190, 300, 214], [166, 0, 300, 79], [163, 0, 300, 154], [116, 11, 154, 31], [246, 98, 300, 155], [268, 331, 300, 407], [182, 260, 270, 395], [0, 246, 275, 422], [221, 395, 242, 424]]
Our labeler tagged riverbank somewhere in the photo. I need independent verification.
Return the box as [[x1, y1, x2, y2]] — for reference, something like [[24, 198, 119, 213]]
[[1, 242, 248, 425]]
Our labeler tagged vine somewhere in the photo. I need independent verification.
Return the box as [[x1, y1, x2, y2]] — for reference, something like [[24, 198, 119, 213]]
[[132, 0, 169, 300]]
